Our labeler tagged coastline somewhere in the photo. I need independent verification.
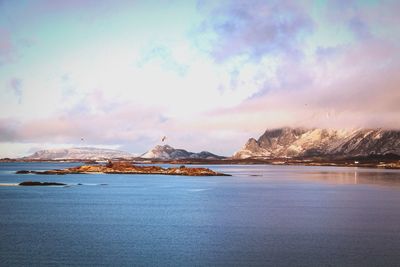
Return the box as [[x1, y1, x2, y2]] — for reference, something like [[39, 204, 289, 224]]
[[1, 156, 400, 169]]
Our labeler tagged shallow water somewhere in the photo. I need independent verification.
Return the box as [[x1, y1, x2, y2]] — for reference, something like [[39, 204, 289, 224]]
[[1, 162, 400, 266]]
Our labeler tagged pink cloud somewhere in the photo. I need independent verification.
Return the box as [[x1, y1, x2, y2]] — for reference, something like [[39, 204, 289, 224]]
[[1, 36, 398, 156], [0, 99, 173, 152], [202, 38, 400, 131]]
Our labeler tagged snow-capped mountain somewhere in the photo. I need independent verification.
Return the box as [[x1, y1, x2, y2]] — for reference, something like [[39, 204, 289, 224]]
[[233, 128, 400, 159], [141, 145, 224, 160], [24, 147, 134, 160]]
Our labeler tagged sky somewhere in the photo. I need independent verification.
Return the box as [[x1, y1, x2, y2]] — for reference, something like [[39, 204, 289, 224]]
[[0, 0, 399, 157]]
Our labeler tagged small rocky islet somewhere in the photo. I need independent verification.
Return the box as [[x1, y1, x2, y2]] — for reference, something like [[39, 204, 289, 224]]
[[19, 181, 67, 186], [16, 161, 230, 176]]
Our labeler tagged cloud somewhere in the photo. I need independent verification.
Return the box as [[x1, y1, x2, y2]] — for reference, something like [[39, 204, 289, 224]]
[[202, 38, 400, 131], [9, 78, 22, 103], [137, 44, 189, 76], [188, 0, 400, 135], [0, 93, 247, 156], [0, 118, 19, 142], [348, 17, 371, 40], [323, 0, 400, 41], [0, 28, 15, 65], [197, 0, 313, 62], [0, 98, 174, 153]]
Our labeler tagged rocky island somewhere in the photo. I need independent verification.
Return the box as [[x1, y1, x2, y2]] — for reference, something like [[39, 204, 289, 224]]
[[16, 161, 230, 176]]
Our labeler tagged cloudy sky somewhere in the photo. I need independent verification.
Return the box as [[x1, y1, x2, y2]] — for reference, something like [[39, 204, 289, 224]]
[[0, 0, 399, 157]]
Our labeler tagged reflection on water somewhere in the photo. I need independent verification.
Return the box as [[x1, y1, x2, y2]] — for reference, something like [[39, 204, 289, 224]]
[[301, 169, 400, 186], [212, 165, 400, 188]]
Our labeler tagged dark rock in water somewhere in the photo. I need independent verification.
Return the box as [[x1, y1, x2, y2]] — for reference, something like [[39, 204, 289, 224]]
[[16, 169, 71, 175], [16, 170, 32, 174], [19, 181, 67, 186]]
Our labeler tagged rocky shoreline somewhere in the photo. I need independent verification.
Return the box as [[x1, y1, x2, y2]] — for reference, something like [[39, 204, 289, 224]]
[[16, 161, 230, 176]]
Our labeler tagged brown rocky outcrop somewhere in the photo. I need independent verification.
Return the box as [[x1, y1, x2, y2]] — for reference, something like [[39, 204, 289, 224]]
[[17, 161, 230, 176]]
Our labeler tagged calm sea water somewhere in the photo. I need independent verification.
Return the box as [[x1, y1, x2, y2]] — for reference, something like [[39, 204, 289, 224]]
[[1, 162, 400, 266]]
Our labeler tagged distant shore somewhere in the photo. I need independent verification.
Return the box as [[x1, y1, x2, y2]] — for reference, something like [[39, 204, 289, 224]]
[[140, 157, 400, 169], [1, 155, 400, 169]]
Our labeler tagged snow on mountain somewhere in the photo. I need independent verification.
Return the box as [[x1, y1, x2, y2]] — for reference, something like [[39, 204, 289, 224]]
[[233, 128, 400, 159], [141, 145, 224, 160], [24, 147, 134, 160]]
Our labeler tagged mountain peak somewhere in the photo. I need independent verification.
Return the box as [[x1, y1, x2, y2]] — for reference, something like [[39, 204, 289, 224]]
[[141, 145, 224, 160], [153, 144, 174, 150]]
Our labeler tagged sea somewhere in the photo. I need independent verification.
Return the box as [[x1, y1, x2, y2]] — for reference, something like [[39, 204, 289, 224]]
[[1, 162, 400, 266]]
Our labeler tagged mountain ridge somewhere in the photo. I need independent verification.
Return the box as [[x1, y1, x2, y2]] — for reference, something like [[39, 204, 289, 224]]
[[24, 147, 135, 160], [233, 127, 400, 159]]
